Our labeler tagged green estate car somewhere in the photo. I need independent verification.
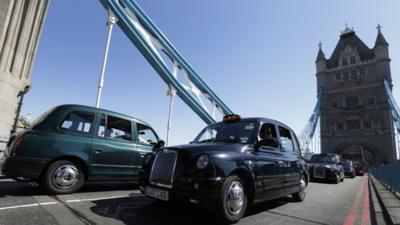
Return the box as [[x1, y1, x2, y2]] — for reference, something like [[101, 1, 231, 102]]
[[1, 104, 164, 194]]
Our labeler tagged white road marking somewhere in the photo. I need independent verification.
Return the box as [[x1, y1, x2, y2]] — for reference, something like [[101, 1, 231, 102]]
[[66, 195, 130, 203], [0, 194, 138, 211], [0, 202, 57, 211]]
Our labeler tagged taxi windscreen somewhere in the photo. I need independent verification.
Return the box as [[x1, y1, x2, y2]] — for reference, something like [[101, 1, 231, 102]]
[[194, 121, 257, 144]]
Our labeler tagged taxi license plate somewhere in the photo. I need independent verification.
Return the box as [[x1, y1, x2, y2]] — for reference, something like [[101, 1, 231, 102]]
[[145, 186, 169, 201]]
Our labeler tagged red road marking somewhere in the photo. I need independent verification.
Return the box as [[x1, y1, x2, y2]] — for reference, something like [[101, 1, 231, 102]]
[[361, 176, 370, 225], [342, 177, 367, 225]]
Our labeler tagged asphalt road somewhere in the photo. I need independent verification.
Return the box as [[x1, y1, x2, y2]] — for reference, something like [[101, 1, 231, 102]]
[[0, 176, 371, 225]]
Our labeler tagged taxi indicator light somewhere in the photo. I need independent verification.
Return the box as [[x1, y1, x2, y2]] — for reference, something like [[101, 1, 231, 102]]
[[223, 114, 241, 123]]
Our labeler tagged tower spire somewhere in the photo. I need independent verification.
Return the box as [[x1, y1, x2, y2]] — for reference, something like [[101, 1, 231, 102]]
[[316, 41, 326, 61], [374, 23, 388, 47]]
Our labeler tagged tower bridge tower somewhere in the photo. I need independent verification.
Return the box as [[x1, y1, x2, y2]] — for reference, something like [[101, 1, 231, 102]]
[[316, 25, 396, 165], [0, 0, 50, 153]]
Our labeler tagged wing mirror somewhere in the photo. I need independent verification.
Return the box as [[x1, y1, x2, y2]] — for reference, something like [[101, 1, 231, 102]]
[[157, 140, 165, 148], [255, 137, 279, 150], [152, 140, 165, 149]]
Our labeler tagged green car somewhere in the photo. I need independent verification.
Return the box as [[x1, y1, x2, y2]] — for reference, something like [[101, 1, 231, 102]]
[[1, 104, 164, 194]]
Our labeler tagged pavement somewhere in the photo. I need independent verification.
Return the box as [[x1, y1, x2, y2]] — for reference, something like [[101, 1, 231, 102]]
[[370, 175, 400, 225], [0, 176, 372, 225]]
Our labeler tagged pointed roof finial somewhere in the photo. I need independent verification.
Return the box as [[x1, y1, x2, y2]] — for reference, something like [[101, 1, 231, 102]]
[[316, 41, 326, 61], [341, 23, 355, 36], [374, 23, 388, 47], [376, 23, 382, 32]]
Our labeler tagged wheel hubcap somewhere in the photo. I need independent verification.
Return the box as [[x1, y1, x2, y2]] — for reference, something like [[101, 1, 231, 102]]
[[299, 176, 306, 198], [52, 165, 79, 189], [226, 181, 244, 215]]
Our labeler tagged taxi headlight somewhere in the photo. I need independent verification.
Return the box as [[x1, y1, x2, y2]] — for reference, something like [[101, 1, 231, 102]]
[[196, 154, 209, 170]]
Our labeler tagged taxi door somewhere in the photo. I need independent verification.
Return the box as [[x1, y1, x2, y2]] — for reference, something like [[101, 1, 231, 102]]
[[253, 122, 286, 201]]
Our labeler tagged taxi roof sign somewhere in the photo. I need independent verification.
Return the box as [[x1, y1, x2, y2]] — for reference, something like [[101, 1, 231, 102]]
[[223, 114, 241, 123]]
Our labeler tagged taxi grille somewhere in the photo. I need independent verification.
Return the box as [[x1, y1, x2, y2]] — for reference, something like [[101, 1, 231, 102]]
[[314, 166, 325, 179], [149, 150, 178, 188]]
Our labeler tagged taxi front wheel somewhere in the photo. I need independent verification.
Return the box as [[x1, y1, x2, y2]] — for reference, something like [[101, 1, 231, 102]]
[[217, 175, 248, 224], [41, 160, 84, 195], [292, 174, 307, 202]]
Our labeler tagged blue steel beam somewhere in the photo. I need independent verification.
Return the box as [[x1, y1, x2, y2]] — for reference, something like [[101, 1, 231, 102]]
[[98, 0, 233, 124], [383, 79, 400, 133], [298, 88, 324, 154]]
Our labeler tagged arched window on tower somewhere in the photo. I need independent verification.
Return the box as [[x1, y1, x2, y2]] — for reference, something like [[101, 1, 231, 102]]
[[345, 96, 360, 108], [342, 58, 348, 66], [350, 56, 356, 64]]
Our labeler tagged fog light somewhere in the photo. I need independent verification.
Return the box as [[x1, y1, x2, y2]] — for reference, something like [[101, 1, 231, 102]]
[[190, 199, 199, 204]]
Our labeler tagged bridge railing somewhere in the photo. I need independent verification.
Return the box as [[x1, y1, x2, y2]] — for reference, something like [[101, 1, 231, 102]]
[[370, 161, 400, 193]]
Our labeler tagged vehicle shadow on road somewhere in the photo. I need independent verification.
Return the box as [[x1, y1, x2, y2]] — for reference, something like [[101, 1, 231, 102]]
[[309, 179, 340, 184], [89, 194, 290, 225], [0, 180, 43, 197]]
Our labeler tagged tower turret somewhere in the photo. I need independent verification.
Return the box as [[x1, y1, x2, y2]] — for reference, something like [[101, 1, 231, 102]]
[[374, 24, 389, 60], [316, 41, 327, 73]]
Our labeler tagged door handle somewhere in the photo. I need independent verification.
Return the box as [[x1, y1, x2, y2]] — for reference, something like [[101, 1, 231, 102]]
[[93, 148, 104, 154]]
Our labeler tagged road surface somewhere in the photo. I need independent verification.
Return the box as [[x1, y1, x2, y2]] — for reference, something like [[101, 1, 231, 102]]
[[0, 176, 371, 225]]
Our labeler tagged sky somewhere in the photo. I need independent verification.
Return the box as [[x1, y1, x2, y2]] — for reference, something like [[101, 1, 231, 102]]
[[22, 0, 400, 145]]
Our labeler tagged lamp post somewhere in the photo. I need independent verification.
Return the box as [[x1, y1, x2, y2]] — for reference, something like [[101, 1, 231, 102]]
[[96, 12, 117, 108]]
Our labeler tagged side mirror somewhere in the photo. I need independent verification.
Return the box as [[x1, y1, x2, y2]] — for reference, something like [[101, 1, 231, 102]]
[[157, 140, 165, 148], [255, 137, 279, 149]]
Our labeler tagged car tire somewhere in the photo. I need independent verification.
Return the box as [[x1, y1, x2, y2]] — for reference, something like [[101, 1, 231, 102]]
[[292, 174, 307, 202], [217, 175, 248, 224], [334, 174, 340, 184], [41, 160, 84, 195]]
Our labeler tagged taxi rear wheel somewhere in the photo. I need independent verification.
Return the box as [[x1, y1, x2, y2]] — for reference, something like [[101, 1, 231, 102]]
[[217, 175, 248, 224], [41, 160, 84, 195]]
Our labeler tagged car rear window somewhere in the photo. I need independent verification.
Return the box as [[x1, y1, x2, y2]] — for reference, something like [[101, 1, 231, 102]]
[[31, 107, 56, 129], [60, 111, 94, 133]]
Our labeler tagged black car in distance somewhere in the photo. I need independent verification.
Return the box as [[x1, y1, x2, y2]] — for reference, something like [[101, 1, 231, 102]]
[[343, 160, 356, 178], [140, 115, 308, 224], [308, 153, 345, 183]]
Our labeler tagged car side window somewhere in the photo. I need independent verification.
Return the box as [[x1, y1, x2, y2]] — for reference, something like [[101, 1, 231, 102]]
[[137, 123, 158, 145], [197, 127, 217, 143], [60, 111, 94, 133], [259, 123, 279, 148], [278, 126, 294, 151], [98, 115, 132, 141], [292, 131, 301, 153]]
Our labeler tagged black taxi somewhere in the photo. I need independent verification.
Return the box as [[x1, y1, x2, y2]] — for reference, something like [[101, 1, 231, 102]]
[[139, 115, 308, 223]]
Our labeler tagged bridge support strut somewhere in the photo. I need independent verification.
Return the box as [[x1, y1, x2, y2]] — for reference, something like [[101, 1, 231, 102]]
[[96, 11, 117, 108]]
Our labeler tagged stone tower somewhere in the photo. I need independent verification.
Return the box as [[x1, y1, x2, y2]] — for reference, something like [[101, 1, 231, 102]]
[[0, 0, 50, 152], [316, 25, 396, 165]]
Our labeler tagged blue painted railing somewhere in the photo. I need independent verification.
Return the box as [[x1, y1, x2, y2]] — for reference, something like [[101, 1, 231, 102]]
[[371, 161, 400, 193]]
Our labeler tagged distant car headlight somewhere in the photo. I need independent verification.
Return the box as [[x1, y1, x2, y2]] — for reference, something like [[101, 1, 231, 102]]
[[196, 154, 209, 170], [325, 165, 334, 169]]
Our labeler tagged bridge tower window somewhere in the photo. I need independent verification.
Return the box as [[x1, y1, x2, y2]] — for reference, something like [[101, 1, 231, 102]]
[[363, 121, 372, 129], [351, 70, 358, 80], [350, 56, 356, 64], [345, 96, 360, 107], [368, 97, 375, 105], [342, 58, 348, 66], [346, 120, 361, 130], [337, 122, 344, 130]]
